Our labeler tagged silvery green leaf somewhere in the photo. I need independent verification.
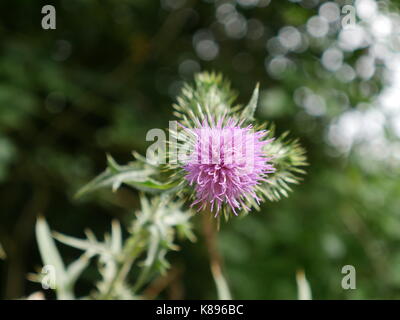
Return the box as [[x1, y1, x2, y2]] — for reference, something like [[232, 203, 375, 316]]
[[35, 217, 72, 299], [75, 154, 156, 198], [66, 252, 93, 288], [53, 231, 108, 256], [128, 179, 181, 193], [75, 154, 180, 197], [132, 151, 158, 167], [140, 195, 152, 216], [36, 217, 66, 276], [176, 223, 196, 242], [241, 83, 259, 121], [213, 269, 232, 300], [144, 226, 160, 267], [296, 269, 312, 300], [132, 226, 160, 292], [111, 220, 122, 255]]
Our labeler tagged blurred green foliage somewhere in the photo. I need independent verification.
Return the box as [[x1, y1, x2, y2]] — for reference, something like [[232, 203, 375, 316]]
[[1, 0, 400, 299]]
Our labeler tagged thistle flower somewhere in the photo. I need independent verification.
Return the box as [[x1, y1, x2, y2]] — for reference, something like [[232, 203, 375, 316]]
[[181, 117, 275, 216], [168, 72, 307, 219], [78, 72, 307, 220]]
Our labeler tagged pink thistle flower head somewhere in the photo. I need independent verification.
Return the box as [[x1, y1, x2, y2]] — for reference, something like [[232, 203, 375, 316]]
[[182, 117, 275, 216]]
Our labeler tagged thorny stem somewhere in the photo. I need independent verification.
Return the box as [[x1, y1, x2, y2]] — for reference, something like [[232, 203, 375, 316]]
[[131, 228, 160, 293], [101, 196, 171, 299], [201, 214, 232, 300], [100, 233, 146, 299]]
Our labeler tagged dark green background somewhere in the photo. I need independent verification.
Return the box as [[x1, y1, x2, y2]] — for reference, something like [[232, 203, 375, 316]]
[[1, 0, 399, 299]]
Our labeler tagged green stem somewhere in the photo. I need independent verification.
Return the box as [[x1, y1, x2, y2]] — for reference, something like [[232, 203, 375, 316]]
[[100, 232, 146, 299], [201, 214, 232, 300], [132, 227, 160, 294]]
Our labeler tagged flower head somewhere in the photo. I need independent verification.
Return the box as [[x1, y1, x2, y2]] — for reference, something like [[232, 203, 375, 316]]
[[181, 117, 275, 216]]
